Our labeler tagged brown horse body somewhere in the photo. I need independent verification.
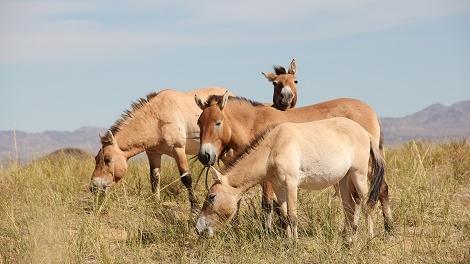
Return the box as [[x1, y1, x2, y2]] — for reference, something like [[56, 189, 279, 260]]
[[195, 93, 392, 230], [89, 87, 230, 210]]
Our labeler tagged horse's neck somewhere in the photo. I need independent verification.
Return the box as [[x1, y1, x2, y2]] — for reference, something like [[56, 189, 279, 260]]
[[225, 144, 270, 194], [114, 118, 160, 159], [227, 106, 287, 151]]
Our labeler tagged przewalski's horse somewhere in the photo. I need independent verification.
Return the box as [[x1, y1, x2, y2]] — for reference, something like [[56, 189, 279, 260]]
[[89, 87, 231, 210], [262, 59, 298, 110], [194, 92, 392, 231], [196, 118, 385, 242]]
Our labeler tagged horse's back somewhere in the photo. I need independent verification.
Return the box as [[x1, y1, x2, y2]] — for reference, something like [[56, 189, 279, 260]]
[[152, 87, 227, 103], [291, 98, 380, 145], [186, 86, 231, 98], [269, 118, 370, 190]]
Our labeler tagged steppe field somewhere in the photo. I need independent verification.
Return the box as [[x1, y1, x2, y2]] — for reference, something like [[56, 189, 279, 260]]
[[1, 141, 469, 263]]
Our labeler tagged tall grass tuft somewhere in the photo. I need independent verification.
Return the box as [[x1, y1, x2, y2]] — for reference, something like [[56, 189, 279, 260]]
[[1, 142, 469, 263]]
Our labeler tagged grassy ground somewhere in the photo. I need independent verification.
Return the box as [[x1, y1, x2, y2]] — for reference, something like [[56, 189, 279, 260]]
[[1, 141, 469, 263]]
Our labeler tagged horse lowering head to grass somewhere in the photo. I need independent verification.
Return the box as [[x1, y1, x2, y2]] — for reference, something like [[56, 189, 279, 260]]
[[194, 92, 393, 232], [196, 118, 385, 243], [263, 58, 298, 111], [89, 87, 231, 211]]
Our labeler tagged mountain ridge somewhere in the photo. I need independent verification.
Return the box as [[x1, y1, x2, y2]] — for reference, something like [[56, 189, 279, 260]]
[[1, 100, 469, 163]]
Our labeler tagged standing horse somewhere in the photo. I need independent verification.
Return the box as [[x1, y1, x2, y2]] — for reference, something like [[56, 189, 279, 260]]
[[89, 87, 230, 210], [263, 58, 298, 110], [196, 118, 385, 242], [194, 92, 392, 231]]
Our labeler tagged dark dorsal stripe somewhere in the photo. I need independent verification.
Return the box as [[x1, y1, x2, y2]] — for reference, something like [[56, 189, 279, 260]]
[[204, 95, 264, 108], [221, 125, 276, 174], [109, 91, 160, 134]]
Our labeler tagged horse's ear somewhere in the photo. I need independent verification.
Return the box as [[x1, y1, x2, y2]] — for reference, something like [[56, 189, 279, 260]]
[[209, 166, 225, 182], [194, 94, 207, 110], [262, 72, 277, 82], [100, 130, 115, 145], [288, 58, 296, 75], [219, 90, 230, 110]]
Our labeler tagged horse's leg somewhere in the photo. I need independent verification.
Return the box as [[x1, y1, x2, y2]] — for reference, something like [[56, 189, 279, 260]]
[[274, 189, 291, 238], [351, 168, 374, 239], [339, 177, 356, 245], [261, 181, 275, 232], [377, 142, 393, 232], [368, 158, 393, 232], [270, 180, 295, 238], [286, 181, 298, 239], [146, 151, 162, 199], [379, 180, 393, 232], [329, 183, 340, 207], [173, 147, 198, 211]]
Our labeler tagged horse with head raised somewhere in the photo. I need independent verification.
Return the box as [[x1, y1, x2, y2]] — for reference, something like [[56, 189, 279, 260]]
[[196, 118, 385, 242], [89, 87, 231, 210], [263, 58, 298, 111], [194, 92, 392, 231]]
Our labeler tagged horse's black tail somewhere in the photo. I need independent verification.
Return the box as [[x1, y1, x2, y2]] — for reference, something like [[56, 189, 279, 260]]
[[368, 138, 385, 207]]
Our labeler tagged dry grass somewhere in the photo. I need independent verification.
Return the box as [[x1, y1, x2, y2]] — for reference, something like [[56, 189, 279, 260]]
[[1, 141, 469, 263]]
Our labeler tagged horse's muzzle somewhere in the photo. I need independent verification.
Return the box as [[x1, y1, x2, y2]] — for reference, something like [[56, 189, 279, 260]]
[[198, 144, 217, 166], [196, 216, 214, 237], [280, 87, 293, 106], [89, 177, 111, 192]]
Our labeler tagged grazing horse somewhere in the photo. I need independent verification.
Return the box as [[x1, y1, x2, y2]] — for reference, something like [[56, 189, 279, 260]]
[[89, 87, 230, 210], [194, 92, 392, 231], [196, 118, 385, 242], [263, 58, 298, 110]]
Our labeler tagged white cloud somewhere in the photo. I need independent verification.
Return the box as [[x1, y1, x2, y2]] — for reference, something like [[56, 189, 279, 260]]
[[1, 0, 469, 63]]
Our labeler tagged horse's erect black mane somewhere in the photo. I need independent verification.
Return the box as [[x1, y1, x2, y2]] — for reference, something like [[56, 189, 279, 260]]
[[221, 125, 276, 174], [109, 91, 160, 134], [204, 95, 264, 108], [274, 65, 287, 75]]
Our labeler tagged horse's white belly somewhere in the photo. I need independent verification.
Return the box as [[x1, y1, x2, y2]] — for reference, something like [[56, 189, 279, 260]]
[[297, 158, 351, 190]]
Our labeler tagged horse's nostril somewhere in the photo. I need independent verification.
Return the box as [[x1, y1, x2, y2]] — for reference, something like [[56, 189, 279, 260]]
[[89, 184, 98, 193], [283, 93, 293, 100], [198, 152, 209, 165]]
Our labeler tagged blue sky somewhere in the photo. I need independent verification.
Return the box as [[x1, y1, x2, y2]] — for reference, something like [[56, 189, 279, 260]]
[[1, 0, 469, 132]]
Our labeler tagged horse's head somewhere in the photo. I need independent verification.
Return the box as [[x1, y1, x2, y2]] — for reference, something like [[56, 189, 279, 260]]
[[194, 91, 232, 166], [196, 167, 238, 236], [89, 130, 128, 192], [262, 58, 298, 111]]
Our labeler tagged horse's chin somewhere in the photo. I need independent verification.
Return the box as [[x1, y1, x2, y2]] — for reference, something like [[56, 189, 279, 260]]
[[89, 182, 115, 194], [276, 102, 290, 110]]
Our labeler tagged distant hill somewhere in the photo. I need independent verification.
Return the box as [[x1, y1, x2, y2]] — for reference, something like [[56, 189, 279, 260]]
[[0, 126, 105, 164], [381, 99, 470, 145], [0, 100, 469, 164]]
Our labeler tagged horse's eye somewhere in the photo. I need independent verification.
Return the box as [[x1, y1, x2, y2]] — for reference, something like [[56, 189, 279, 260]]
[[215, 121, 222, 127], [104, 157, 112, 165], [294, 80, 298, 84], [272, 81, 279, 86], [208, 193, 216, 202]]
